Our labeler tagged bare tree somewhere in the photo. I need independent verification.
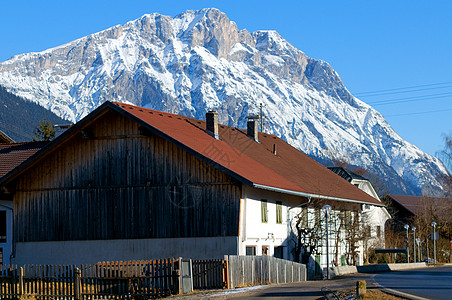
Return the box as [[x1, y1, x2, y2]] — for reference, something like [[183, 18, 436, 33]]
[[342, 211, 367, 265], [411, 197, 452, 262], [437, 133, 452, 197], [293, 207, 324, 264]]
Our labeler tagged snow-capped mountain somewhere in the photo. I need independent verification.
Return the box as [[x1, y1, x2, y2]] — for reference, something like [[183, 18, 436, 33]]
[[0, 8, 449, 195]]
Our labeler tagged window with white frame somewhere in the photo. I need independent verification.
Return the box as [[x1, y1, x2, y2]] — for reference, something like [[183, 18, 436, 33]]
[[276, 201, 282, 224], [261, 200, 268, 223]]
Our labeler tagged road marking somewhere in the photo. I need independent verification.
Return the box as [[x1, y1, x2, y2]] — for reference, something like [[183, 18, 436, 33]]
[[371, 274, 431, 300]]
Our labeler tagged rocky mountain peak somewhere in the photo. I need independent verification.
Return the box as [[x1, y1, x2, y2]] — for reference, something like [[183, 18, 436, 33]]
[[173, 8, 243, 58], [0, 8, 449, 196]]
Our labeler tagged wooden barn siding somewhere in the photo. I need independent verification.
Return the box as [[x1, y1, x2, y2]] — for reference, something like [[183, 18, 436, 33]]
[[14, 111, 241, 242]]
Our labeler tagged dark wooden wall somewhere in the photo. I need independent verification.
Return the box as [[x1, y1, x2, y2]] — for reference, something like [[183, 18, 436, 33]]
[[14, 110, 242, 242]]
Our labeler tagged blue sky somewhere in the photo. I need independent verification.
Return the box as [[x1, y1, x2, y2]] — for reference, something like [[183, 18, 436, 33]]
[[0, 0, 451, 160]]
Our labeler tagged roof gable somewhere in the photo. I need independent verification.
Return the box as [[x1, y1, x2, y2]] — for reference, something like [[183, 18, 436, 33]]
[[0, 130, 14, 144], [329, 167, 368, 182], [0, 101, 382, 206]]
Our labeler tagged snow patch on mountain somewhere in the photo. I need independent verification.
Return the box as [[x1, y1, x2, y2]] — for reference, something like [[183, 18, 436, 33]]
[[0, 8, 449, 195]]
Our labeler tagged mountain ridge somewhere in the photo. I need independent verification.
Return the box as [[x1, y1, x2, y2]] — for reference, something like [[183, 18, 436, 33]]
[[0, 8, 449, 195]]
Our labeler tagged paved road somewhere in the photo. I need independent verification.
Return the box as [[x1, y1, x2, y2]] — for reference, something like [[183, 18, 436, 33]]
[[174, 273, 379, 299], [373, 265, 452, 300], [173, 265, 452, 299]]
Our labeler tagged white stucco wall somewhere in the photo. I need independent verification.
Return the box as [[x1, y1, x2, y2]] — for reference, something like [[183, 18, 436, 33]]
[[239, 186, 308, 260], [353, 179, 390, 248], [13, 236, 239, 265], [0, 200, 13, 265]]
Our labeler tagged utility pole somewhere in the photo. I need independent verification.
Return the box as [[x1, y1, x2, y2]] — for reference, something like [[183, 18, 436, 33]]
[[322, 204, 332, 280], [412, 226, 417, 263], [432, 222, 437, 264], [404, 224, 410, 263]]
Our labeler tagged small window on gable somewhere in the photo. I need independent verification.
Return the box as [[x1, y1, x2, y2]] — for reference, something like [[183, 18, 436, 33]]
[[276, 201, 282, 224], [261, 200, 268, 223]]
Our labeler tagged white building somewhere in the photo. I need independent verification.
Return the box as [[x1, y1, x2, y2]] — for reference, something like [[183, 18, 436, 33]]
[[329, 167, 391, 265]]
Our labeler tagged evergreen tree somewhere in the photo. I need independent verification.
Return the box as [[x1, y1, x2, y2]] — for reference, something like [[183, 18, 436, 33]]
[[33, 119, 56, 141]]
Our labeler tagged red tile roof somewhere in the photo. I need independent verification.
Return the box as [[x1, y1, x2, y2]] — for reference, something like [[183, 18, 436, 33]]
[[0, 101, 382, 206], [0, 142, 48, 178], [113, 102, 382, 206], [388, 194, 452, 215]]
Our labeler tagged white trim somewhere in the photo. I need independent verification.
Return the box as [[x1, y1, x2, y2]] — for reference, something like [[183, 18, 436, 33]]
[[252, 184, 384, 207]]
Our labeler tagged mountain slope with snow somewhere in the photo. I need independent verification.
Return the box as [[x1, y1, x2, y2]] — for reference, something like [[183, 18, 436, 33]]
[[0, 8, 449, 195]]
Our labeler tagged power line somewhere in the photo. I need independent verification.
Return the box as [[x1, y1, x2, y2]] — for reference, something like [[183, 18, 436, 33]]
[[354, 81, 452, 96], [368, 92, 452, 106], [356, 84, 452, 97], [385, 107, 452, 117]]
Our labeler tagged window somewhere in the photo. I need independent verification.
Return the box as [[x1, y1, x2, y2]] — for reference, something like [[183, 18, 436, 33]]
[[344, 210, 352, 228], [261, 200, 268, 223], [314, 208, 321, 226], [262, 246, 269, 256], [0, 211, 6, 243], [276, 201, 282, 224], [246, 246, 256, 256], [301, 207, 308, 228], [366, 226, 371, 237], [376, 226, 381, 238], [0, 248, 2, 265]]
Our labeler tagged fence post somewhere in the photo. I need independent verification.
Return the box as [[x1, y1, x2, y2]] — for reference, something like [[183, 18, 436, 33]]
[[74, 267, 81, 300], [19, 267, 24, 297], [177, 258, 182, 294], [223, 259, 230, 289]]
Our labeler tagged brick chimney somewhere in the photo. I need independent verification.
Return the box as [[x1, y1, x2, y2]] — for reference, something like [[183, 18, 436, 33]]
[[247, 118, 259, 142], [206, 111, 219, 139]]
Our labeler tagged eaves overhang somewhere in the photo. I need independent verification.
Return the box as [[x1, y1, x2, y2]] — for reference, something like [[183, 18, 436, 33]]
[[253, 183, 385, 207]]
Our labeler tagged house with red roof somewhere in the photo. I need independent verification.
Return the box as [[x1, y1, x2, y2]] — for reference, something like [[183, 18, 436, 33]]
[[0, 102, 384, 271], [0, 141, 48, 264]]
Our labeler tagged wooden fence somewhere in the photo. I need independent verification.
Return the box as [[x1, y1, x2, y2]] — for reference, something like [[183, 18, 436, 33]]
[[192, 259, 228, 290], [0, 257, 306, 297], [0, 259, 180, 299], [225, 255, 307, 289]]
